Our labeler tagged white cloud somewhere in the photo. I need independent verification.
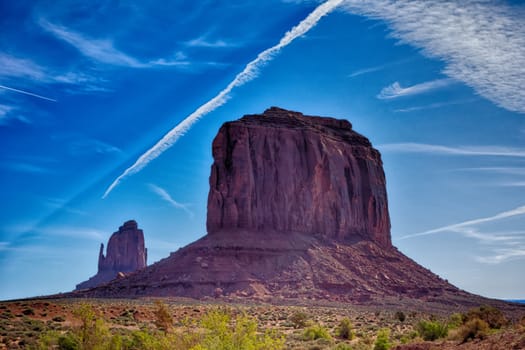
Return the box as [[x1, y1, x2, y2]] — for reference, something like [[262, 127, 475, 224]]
[[394, 99, 476, 113], [399, 205, 525, 264], [3, 162, 54, 174], [0, 53, 108, 93], [475, 247, 525, 265], [39, 19, 145, 68], [379, 143, 525, 158], [0, 104, 15, 124], [377, 78, 453, 99], [103, 0, 344, 197], [148, 184, 193, 217], [400, 205, 525, 240], [38, 226, 106, 241], [185, 36, 237, 48], [68, 138, 122, 156], [341, 0, 525, 113], [0, 53, 47, 80], [348, 57, 412, 78]]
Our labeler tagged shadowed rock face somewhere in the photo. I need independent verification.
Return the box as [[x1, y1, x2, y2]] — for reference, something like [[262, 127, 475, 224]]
[[207, 107, 391, 247], [74, 108, 487, 308], [76, 220, 147, 290]]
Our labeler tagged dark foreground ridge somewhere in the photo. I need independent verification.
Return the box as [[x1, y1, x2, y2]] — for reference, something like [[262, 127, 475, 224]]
[[72, 107, 515, 311]]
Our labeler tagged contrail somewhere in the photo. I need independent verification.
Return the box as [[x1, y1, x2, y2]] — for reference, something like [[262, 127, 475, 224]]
[[148, 183, 194, 218], [103, 0, 343, 198], [0, 84, 57, 102], [399, 205, 525, 240]]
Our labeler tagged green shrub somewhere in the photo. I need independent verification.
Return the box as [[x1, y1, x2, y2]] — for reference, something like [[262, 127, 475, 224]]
[[465, 305, 507, 329], [333, 343, 353, 350], [303, 324, 332, 341], [336, 318, 354, 340], [57, 334, 79, 350], [458, 318, 489, 343], [373, 328, 391, 350], [448, 313, 464, 329], [416, 320, 448, 341], [153, 300, 173, 333], [290, 311, 309, 328], [74, 303, 111, 349]]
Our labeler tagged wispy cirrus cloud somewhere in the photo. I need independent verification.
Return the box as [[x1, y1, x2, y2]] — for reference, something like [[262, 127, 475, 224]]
[[3, 163, 54, 174], [0, 54, 47, 80], [399, 205, 525, 264], [67, 138, 122, 156], [148, 184, 193, 218], [39, 19, 206, 69], [400, 204, 525, 240], [394, 98, 476, 113], [185, 36, 238, 48], [377, 78, 453, 99], [341, 0, 525, 113], [103, 0, 344, 197], [348, 57, 412, 78], [379, 143, 525, 158], [0, 53, 108, 94], [39, 19, 145, 68], [475, 247, 525, 265]]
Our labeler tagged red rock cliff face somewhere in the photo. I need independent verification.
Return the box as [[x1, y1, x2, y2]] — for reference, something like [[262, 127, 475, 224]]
[[98, 220, 147, 273], [76, 220, 147, 290], [207, 107, 391, 247], [76, 108, 484, 308]]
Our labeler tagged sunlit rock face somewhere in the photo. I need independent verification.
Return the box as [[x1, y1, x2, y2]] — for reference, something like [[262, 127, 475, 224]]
[[207, 107, 391, 247]]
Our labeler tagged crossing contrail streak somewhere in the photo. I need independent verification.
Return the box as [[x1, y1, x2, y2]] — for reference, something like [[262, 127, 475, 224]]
[[0, 84, 57, 102], [103, 0, 343, 198]]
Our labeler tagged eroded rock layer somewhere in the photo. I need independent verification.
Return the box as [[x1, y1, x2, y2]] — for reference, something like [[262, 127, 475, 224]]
[[76, 220, 147, 290], [75, 108, 486, 308], [207, 107, 391, 247]]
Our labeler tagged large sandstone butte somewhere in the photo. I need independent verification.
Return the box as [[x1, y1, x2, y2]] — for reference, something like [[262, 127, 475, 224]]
[[76, 108, 491, 306], [76, 220, 147, 290]]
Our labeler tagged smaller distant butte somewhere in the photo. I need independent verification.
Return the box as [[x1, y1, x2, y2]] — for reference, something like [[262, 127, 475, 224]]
[[75, 220, 147, 290]]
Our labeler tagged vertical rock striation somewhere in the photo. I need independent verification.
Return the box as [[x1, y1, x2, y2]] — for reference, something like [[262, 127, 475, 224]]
[[76, 108, 484, 309], [207, 107, 391, 247], [76, 220, 147, 290]]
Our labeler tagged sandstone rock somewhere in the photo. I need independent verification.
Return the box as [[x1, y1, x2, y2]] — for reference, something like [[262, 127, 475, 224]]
[[76, 220, 147, 290], [74, 108, 505, 311], [207, 107, 391, 247]]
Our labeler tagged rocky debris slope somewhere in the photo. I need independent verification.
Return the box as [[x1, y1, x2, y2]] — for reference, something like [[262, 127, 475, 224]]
[[75, 108, 488, 307], [76, 220, 147, 290]]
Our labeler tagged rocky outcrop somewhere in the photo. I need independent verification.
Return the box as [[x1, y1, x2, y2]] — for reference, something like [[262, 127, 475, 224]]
[[207, 107, 391, 247], [76, 220, 147, 290], [74, 108, 494, 309]]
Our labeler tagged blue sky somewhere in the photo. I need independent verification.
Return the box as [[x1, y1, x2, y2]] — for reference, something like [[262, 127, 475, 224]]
[[1, 0, 525, 300]]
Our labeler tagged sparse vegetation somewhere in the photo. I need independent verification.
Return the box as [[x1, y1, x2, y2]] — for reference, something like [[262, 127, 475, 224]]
[[303, 324, 332, 341], [289, 311, 309, 328], [0, 300, 521, 350], [153, 300, 173, 333], [457, 317, 490, 343], [464, 305, 508, 329], [416, 319, 448, 341], [373, 328, 391, 350], [336, 318, 354, 340]]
